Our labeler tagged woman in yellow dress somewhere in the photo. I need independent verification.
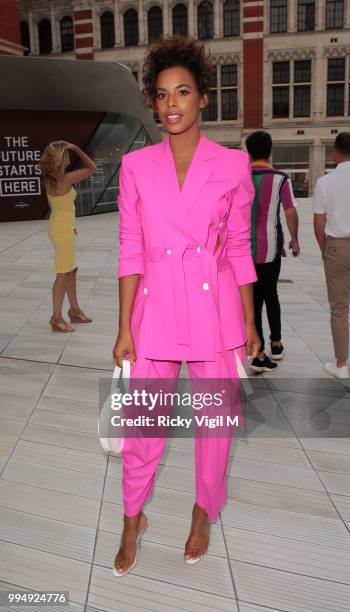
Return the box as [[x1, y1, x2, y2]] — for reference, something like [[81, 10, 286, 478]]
[[40, 141, 96, 332]]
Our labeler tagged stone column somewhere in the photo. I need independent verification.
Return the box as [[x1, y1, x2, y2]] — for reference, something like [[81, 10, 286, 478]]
[[311, 139, 325, 193], [187, 0, 197, 38], [138, 0, 145, 44], [163, 0, 169, 35], [50, 3, 58, 52], [288, 0, 296, 32], [315, 0, 325, 30], [33, 19, 39, 54], [114, 0, 122, 45], [313, 48, 324, 120], [28, 11, 37, 54], [345, 1, 350, 28], [93, 1, 101, 49], [214, 0, 221, 38]]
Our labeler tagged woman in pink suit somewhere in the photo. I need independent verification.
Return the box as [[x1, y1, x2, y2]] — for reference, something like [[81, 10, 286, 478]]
[[112, 36, 260, 576]]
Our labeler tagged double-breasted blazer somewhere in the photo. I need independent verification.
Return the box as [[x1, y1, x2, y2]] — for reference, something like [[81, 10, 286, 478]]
[[117, 133, 257, 361]]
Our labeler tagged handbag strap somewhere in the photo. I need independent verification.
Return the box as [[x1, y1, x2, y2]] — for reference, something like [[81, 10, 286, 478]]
[[112, 358, 131, 379]]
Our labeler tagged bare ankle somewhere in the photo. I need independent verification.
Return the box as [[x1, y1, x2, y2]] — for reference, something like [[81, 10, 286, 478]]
[[336, 360, 347, 368]]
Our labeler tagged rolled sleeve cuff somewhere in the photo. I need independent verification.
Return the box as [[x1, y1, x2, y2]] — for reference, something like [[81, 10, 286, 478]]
[[229, 255, 257, 286], [118, 259, 144, 278]]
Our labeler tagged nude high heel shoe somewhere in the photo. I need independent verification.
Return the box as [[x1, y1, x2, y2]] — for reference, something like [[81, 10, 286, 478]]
[[112, 521, 148, 577], [50, 317, 75, 333], [68, 308, 92, 323]]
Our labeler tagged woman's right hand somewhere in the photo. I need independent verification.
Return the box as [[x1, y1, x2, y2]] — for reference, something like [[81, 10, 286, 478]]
[[113, 329, 137, 367]]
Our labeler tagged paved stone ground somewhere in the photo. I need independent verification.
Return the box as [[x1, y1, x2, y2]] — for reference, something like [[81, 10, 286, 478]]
[[0, 200, 350, 612]]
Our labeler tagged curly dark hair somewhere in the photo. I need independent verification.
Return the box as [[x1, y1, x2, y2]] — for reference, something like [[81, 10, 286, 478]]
[[142, 35, 214, 105]]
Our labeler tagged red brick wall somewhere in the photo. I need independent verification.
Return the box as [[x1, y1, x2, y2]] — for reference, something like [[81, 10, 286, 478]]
[[243, 39, 263, 128], [0, 0, 21, 46], [243, 0, 264, 129]]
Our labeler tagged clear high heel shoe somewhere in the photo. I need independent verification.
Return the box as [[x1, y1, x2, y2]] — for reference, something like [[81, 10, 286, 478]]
[[184, 549, 208, 565], [112, 521, 148, 577]]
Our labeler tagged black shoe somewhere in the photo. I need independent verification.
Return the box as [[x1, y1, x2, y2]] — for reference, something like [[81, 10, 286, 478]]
[[250, 355, 278, 373], [270, 343, 285, 360]]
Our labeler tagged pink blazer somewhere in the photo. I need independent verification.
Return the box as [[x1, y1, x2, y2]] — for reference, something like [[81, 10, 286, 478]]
[[118, 133, 257, 361]]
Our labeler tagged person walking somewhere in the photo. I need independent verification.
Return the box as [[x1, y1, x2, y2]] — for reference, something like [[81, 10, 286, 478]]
[[245, 131, 300, 373], [112, 35, 260, 576], [40, 140, 96, 332], [313, 132, 350, 379]]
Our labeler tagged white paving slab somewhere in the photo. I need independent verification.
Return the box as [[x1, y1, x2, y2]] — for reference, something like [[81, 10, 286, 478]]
[[1, 204, 350, 611]]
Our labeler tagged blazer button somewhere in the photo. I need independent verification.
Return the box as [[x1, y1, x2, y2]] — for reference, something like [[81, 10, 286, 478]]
[[144, 287, 148, 294], [166, 249, 172, 255], [197, 246, 201, 253], [219, 222, 223, 228], [202, 282, 209, 291]]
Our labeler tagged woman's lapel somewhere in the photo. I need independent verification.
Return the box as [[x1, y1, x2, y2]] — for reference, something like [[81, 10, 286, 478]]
[[149, 135, 217, 237]]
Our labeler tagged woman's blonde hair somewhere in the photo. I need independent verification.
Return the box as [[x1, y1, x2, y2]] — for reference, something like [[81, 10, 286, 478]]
[[40, 141, 67, 188]]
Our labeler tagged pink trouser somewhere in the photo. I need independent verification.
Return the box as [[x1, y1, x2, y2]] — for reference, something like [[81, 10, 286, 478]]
[[122, 345, 245, 521]]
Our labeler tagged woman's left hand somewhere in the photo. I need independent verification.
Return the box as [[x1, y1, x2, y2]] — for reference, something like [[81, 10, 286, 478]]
[[245, 324, 260, 359]]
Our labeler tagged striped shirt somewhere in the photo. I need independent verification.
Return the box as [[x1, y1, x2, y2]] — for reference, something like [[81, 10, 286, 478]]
[[250, 161, 298, 264]]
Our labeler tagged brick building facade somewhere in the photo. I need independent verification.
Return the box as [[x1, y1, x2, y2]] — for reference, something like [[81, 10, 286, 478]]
[[4, 1, 350, 193]]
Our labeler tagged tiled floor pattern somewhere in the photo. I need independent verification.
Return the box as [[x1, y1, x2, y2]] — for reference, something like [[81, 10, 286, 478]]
[[0, 202, 350, 611]]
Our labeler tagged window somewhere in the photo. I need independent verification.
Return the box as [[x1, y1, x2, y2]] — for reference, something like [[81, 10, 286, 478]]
[[223, 0, 240, 37], [297, 0, 315, 31], [327, 58, 345, 115], [293, 60, 311, 117], [148, 6, 163, 43], [273, 88, 289, 118], [328, 57, 345, 81], [294, 59, 311, 83], [124, 9, 139, 46], [272, 61, 290, 118], [101, 11, 115, 48], [270, 0, 287, 33], [20, 21, 30, 55], [273, 60, 312, 118], [221, 65, 238, 120], [202, 67, 217, 121], [198, 1, 214, 40], [60, 16, 74, 52], [273, 61, 290, 84], [38, 18, 52, 54], [326, 0, 344, 29], [172, 4, 188, 36]]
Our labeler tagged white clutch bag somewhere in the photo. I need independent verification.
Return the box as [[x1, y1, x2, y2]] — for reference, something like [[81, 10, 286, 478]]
[[98, 359, 131, 455], [234, 349, 253, 395]]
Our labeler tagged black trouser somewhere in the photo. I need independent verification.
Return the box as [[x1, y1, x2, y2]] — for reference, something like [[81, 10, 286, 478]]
[[253, 257, 282, 353]]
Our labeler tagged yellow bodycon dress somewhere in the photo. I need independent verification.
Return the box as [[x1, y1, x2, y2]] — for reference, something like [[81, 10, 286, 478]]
[[47, 187, 77, 273]]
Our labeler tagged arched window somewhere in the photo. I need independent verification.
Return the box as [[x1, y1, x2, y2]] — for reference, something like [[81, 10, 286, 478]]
[[172, 4, 188, 36], [197, 1, 213, 40], [223, 0, 240, 37], [100, 11, 115, 48], [124, 9, 139, 46], [60, 16, 74, 52], [20, 21, 30, 55], [38, 18, 52, 54], [148, 6, 163, 43]]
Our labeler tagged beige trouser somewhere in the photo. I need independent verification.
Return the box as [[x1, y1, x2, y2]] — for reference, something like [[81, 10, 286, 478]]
[[323, 236, 350, 362]]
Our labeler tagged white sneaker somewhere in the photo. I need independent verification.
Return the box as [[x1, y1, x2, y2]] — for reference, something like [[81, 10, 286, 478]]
[[324, 362, 349, 379]]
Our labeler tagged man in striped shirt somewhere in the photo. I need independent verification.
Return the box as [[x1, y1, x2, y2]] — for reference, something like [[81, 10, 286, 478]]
[[246, 131, 300, 373]]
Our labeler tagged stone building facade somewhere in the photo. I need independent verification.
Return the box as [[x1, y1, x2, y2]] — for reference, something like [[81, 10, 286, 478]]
[[16, 0, 350, 193]]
